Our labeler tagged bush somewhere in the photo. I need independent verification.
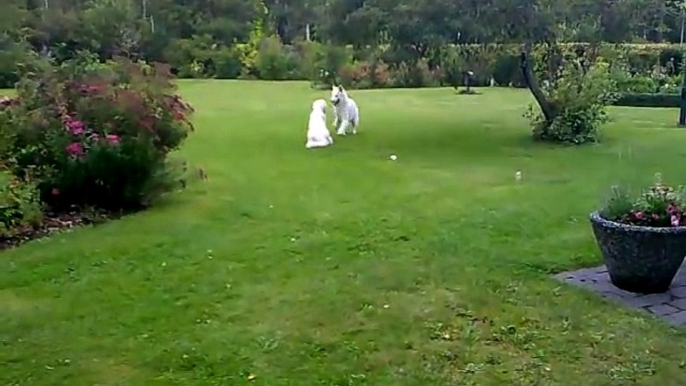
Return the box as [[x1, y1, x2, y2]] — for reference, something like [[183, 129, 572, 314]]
[[492, 54, 522, 86], [372, 60, 391, 87], [255, 35, 292, 80], [659, 48, 683, 75], [0, 176, 43, 238], [291, 39, 320, 80], [0, 96, 19, 160], [615, 73, 658, 93], [613, 93, 680, 108], [389, 58, 440, 88], [211, 48, 242, 79], [526, 58, 618, 144], [312, 44, 354, 87], [338, 61, 371, 89], [164, 35, 215, 78], [2, 55, 194, 211], [0, 36, 38, 89]]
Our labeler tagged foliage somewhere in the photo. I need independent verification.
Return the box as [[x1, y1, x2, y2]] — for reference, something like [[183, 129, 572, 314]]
[[314, 44, 354, 86], [157, 41, 686, 91], [255, 35, 294, 80], [493, 54, 524, 87], [0, 176, 43, 238], [234, 2, 268, 77], [0, 36, 38, 89], [601, 176, 686, 228], [164, 35, 215, 78], [0, 96, 19, 158], [211, 48, 243, 79], [4, 0, 686, 89], [80, 0, 140, 58], [610, 68, 659, 93], [526, 58, 618, 144], [1, 56, 194, 211]]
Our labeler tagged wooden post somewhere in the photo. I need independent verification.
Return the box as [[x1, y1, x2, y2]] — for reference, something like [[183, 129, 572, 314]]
[[679, 61, 686, 127]]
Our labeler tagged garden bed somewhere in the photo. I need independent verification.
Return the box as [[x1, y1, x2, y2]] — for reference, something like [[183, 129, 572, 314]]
[[0, 208, 120, 250]]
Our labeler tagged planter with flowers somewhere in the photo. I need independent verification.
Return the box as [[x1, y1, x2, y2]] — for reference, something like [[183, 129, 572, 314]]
[[591, 178, 686, 294]]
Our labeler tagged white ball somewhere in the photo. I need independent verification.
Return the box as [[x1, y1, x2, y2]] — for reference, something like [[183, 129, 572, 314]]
[[390, 154, 398, 161]]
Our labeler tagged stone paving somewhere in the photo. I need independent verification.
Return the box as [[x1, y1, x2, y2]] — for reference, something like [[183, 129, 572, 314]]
[[555, 263, 686, 326]]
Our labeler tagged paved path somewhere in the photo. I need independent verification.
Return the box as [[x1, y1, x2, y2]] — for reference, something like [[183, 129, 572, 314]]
[[555, 264, 686, 326]]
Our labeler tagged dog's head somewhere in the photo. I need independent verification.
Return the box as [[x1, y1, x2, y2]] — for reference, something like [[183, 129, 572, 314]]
[[330, 85, 345, 106], [312, 99, 327, 114]]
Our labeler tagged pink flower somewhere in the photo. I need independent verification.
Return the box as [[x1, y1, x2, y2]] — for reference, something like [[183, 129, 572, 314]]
[[106, 134, 120, 145], [67, 120, 85, 135], [173, 111, 185, 121], [140, 117, 154, 130], [634, 211, 645, 220], [87, 85, 104, 93], [51, 188, 60, 196], [652, 214, 660, 220], [65, 142, 84, 156], [0, 96, 16, 107], [672, 215, 681, 227]]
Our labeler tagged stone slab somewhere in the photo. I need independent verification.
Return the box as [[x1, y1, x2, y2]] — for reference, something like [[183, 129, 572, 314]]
[[555, 264, 686, 326]]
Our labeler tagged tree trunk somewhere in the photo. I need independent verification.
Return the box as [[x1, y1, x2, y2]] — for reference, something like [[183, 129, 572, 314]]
[[519, 43, 556, 124]]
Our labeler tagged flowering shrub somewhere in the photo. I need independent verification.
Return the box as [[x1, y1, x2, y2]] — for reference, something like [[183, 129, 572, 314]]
[[1, 56, 194, 211], [601, 177, 686, 228]]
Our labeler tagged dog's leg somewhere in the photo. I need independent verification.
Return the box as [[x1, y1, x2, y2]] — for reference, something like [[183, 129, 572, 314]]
[[351, 108, 359, 134], [337, 120, 349, 136], [332, 109, 339, 131]]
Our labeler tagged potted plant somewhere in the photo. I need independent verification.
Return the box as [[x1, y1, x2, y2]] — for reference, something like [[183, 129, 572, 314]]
[[591, 176, 686, 294]]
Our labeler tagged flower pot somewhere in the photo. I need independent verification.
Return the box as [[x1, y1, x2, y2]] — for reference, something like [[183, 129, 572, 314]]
[[590, 211, 686, 294]]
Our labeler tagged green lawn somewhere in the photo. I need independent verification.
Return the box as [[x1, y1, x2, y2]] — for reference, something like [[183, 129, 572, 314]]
[[4, 81, 686, 386]]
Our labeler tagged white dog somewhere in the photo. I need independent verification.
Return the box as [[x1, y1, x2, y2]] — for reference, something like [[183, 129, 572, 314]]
[[330, 85, 360, 135], [306, 99, 334, 149]]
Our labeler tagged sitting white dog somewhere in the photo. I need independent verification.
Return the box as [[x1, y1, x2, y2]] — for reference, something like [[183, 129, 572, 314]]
[[306, 99, 334, 149], [330, 85, 360, 135]]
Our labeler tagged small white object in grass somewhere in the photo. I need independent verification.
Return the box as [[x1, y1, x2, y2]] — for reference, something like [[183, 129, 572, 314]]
[[389, 154, 398, 161], [515, 171, 522, 182]]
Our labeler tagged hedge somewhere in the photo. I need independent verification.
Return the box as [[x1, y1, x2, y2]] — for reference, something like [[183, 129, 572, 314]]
[[3, 40, 686, 90], [613, 93, 681, 108]]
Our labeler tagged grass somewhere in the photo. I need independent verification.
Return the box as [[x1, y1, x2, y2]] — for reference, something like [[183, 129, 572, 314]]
[[3, 81, 686, 386]]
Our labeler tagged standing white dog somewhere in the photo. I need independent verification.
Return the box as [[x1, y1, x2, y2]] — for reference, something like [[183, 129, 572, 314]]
[[306, 99, 334, 149], [330, 85, 360, 135]]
